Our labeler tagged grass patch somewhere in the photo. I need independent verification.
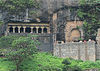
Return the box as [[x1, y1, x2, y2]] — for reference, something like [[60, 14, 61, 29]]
[[0, 58, 16, 71]]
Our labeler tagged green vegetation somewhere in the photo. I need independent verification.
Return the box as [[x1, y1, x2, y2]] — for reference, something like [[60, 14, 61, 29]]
[[0, 52, 63, 71], [0, 0, 99, 70], [78, 0, 100, 40], [0, 0, 40, 19], [0, 0, 39, 14], [80, 0, 100, 5], [0, 35, 20, 48], [0, 53, 100, 71], [62, 58, 82, 71], [0, 35, 100, 71], [78, 60, 100, 70], [0, 58, 16, 71], [0, 35, 38, 71], [21, 53, 63, 71], [0, 35, 63, 71], [8, 37, 37, 71], [63, 58, 100, 70]]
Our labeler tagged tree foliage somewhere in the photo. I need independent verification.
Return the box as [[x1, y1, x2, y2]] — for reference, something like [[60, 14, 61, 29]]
[[78, 0, 100, 40], [21, 52, 63, 71], [0, 35, 20, 48], [0, 35, 38, 71], [0, 0, 39, 14]]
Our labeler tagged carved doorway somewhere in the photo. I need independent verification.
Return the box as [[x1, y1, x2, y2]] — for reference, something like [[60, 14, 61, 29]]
[[70, 29, 81, 42]]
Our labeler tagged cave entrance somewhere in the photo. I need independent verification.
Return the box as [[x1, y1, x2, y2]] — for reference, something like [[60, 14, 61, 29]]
[[20, 27, 24, 33], [38, 28, 42, 33], [9, 27, 13, 33], [15, 27, 18, 33], [25, 27, 31, 33], [33, 28, 36, 33], [43, 28, 47, 33]]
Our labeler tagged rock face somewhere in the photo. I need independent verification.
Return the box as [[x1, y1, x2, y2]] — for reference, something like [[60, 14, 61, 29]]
[[0, 0, 80, 22], [40, 0, 79, 11], [40, 0, 80, 16]]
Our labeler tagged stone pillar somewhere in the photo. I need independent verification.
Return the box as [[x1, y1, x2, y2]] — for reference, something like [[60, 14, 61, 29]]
[[41, 27, 44, 34], [5, 26, 10, 36], [18, 26, 21, 33], [47, 27, 50, 33], [36, 27, 39, 33], [23, 26, 26, 33], [7, 26, 10, 33], [31, 27, 33, 33], [13, 26, 15, 33]]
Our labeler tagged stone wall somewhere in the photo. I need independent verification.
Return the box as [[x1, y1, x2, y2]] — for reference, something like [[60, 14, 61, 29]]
[[96, 44, 100, 60], [54, 42, 96, 61], [36, 34, 53, 52], [96, 29, 100, 60]]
